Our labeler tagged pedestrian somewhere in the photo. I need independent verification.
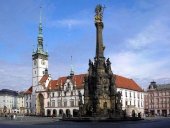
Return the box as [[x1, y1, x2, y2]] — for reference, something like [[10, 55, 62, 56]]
[[11, 114, 13, 120]]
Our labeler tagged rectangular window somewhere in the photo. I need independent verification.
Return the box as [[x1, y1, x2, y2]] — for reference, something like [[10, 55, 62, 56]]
[[51, 100, 55, 107], [52, 92, 55, 97], [58, 101, 61, 107], [64, 101, 67, 107], [125, 92, 127, 97], [134, 92, 135, 98], [70, 100, 74, 107], [71, 91, 73, 96]]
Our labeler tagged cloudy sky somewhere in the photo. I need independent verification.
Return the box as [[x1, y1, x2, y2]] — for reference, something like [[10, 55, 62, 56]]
[[0, 0, 170, 91]]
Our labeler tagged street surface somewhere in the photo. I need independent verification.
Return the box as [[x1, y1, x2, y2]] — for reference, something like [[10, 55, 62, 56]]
[[0, 116, 170, 128]]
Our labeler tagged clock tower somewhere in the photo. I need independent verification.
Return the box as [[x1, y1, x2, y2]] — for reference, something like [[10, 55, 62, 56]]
[[31, 7, 48, 113]]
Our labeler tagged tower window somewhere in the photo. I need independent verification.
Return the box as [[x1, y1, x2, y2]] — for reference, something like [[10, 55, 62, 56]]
[[43, 71, 45, 74], [35, 71, 36, 74], [125, 101, 128, 106]]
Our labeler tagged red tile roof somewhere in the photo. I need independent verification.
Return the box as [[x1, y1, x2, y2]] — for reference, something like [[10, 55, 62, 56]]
[[57, 77, 67, 86], [115, 75, 143, 92], [47, 80, 58, 90], [72, 74, 86, 89], [45, 74, 143, 92], [39, 75, 49, 85], [24, 86, 32, 94], [47, 74, 86, 90]]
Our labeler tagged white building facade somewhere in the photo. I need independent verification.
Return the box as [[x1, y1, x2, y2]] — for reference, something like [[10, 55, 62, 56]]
[[0, 89, 17, 114], [32, 73, 144, 117], [16, 92, 25, 114], [117, 88, 144, 116], [42, 74, 85, 117]]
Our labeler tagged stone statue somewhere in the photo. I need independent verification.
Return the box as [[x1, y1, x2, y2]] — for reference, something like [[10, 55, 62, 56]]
[[84, 76, 89, 96], [78, 91, 83, 105], [95, 4, 105, 22], [116, 91, 122, 114], [106, 58, 111, 66], [89, 59, 93, 66], [117, 91, 121, 101], [88, 59, 93, 75], [110, 76, 116, 95]]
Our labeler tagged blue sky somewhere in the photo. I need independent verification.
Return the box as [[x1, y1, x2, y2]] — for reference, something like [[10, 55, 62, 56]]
[[0, 0, 170, 91]]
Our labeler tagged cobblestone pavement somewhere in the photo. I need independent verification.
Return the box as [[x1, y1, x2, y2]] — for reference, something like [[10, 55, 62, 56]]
[[0, 116, 170, 128]]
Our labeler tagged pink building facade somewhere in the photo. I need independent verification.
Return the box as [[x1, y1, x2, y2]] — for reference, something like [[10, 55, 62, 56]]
[[144, 81, 170, 116]]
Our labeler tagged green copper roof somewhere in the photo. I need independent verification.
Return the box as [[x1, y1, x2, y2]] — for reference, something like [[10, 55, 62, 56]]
[[33, 6, 48, 56]]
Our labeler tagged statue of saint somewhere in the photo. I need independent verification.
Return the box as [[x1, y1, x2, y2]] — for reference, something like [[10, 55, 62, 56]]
[[95, 4, 105, 22], [106, 58, 111, 66], [78, 91, 83, 105]]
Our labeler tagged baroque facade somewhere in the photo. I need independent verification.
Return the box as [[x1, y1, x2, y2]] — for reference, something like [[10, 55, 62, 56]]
[[28, 73, 144, 117], [144, 81, 170, 116]]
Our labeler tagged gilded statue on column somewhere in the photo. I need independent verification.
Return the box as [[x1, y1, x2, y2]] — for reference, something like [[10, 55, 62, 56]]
[[95, 4, 105, 23]]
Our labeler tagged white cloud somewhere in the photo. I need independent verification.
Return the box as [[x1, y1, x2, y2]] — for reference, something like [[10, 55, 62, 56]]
[[47, 19, 90, 29], [0, 62, 31, 91], [127, 19, 170, 50], [108, 51, 170, 88]]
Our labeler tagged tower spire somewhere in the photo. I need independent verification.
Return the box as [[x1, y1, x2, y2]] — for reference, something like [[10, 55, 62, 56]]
[[70, 56, 74, 77], [39, 6, 42, 35], [37, 6, 44, 53], [32, 6, 48, 59]]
